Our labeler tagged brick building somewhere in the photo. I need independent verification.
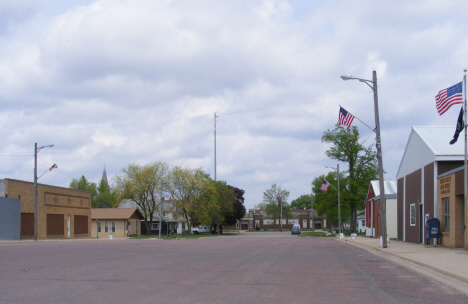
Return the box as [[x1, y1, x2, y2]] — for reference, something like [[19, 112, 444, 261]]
[[0, 178, 91, 239], [436, 167, 467, 249], [235, 209, 329, 231]]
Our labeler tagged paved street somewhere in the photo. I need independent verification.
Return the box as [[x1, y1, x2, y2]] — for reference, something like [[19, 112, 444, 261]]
[[1, 233, 467, 304]]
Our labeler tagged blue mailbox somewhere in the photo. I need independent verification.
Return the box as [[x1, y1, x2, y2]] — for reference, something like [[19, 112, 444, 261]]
[[425, 218, 441, 245]]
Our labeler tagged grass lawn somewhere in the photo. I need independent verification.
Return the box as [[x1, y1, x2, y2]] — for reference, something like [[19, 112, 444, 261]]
[[298, 231, 336, 237], [130, 233, 238, 240]]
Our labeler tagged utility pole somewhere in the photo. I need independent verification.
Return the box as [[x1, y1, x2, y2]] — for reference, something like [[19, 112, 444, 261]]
[[337, 164, 341, 234], [340, 71, 386, 248], [214, 113, 218, 181], [34, 143, 38, 241]]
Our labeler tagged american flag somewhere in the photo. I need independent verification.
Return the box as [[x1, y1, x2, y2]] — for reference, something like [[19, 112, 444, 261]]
[[171, 203, 176, 211], [436, 81, 463, 115], [49, 164, 58, 171], [338, 106, 354, 130], [320, 180, 330, 191]]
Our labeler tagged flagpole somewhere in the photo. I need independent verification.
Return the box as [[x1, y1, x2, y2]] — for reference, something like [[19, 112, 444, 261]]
[[324, 180, 337, 191], [464, 70, 467, 222], [339, 105, 375, 132]]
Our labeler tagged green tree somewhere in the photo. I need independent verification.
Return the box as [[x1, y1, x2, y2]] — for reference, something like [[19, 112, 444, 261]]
[[311, 172, 351, 230], [94, 179, 117, 208], [69, 176, 97, 205], [263, 184, 292, 229], [114, 162, 169, 235], [291, 194, 314, 210], [210, 181, 236, 234], [166, 166, 217, 234], [224, 186, 246, 228], [321, 125, 378, 232]]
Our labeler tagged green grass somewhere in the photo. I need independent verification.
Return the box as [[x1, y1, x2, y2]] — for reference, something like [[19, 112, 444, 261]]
[[130, 233, 238, 240], [298, 231, 336, 237]]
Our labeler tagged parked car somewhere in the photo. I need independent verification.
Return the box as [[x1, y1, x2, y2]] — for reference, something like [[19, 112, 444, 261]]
[[191, 225, 210, 234], [291, 224, 301, 235]]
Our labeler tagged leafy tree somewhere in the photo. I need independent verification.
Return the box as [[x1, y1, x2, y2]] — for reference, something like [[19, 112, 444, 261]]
[[321, 125, 378, 232], [311, 172, 351, 230], [263, 184, 291, 230], [253, 202, 267, 210], [114, 162, 169, 235], [210, 181, 236, 234], [70, 175, 117, 208], [223, 186, 246, 232], [94, 179, 117, 208], [166, 166, 217, 234], [291, 194, 314, 210], [69, 176, 97, 205]]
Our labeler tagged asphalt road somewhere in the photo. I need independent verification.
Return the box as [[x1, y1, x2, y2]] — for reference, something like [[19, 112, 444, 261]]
[[1, 232, 467, 304]]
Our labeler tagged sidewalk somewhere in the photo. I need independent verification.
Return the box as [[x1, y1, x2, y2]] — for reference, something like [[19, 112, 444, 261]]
[[340, 235, 468, 285]]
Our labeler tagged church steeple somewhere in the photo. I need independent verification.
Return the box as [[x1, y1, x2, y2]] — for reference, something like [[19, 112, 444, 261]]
[[102, 165, 109, 187]]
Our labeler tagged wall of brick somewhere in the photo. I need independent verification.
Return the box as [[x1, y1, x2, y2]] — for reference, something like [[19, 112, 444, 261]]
[[437, 174, 465, 248], [2, 179, 91, 239]]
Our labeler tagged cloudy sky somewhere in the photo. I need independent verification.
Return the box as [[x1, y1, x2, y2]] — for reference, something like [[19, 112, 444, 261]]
[[1, 0, 468, 210]]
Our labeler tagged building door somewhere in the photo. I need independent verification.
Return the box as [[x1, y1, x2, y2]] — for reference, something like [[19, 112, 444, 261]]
[[67, 215, 71, 238]]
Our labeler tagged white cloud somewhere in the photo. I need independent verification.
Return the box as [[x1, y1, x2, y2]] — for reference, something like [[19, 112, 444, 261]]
[[2, 0, 468, 209]]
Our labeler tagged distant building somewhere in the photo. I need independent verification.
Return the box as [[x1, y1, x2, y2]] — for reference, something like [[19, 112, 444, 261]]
[[365, 180, 397, 238], [118, 199, 185, 235], [356, 210, 366, 233], [234, 209, 330, 231]]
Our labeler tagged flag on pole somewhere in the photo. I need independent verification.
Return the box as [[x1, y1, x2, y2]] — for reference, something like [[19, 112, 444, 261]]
[[49, 164, 58, 171], [435, 81, 463, 115], [171, 203, 176, 211], [450, 106, 464, 145], [338, 106, 355, 130], [320, 180, 330, 191]]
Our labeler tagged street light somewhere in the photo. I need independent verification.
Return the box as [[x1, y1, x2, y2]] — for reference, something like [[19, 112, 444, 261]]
[[34, 143, 54, 241], [325, 165, 340, 234], [341, 71, 387, 248]]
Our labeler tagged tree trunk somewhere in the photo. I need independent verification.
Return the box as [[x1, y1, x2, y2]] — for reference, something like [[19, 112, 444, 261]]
[[184, 211, 191, 234], [350, 206, 357, 233], [219, 225, 223, 234], [144, 219, 151, 236]]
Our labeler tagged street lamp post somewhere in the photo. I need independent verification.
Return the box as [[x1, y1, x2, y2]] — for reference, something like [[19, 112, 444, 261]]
[[326, 165, 340, 234], [34, 143, 54, 241], [341, 71, 387, 248], [214, 112, 219, 181]]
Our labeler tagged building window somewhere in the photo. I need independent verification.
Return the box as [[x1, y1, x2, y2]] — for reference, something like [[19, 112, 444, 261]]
[[410, 204, 416, 226], [105, 222, 108, 232], [443, 198, 450, 232], [151, 223, 159, 230], [361, 220, 365, 226], [249, 222, 252, 228], [97, 222, 101, 233], [111, 222, 115, 233], [236, 222, 239, 228]]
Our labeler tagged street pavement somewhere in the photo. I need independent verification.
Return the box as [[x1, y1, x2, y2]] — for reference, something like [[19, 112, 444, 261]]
[[1, 233, 468, 303], [340, 234, 468, 290]]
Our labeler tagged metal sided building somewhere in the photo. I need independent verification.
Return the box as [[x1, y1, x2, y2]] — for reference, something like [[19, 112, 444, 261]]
[[396, 127, 464, 245], [365, 180, 397, 239]]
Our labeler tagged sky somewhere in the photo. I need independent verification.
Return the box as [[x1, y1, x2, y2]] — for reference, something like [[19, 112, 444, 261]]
[[1, 0, 468, 210]]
